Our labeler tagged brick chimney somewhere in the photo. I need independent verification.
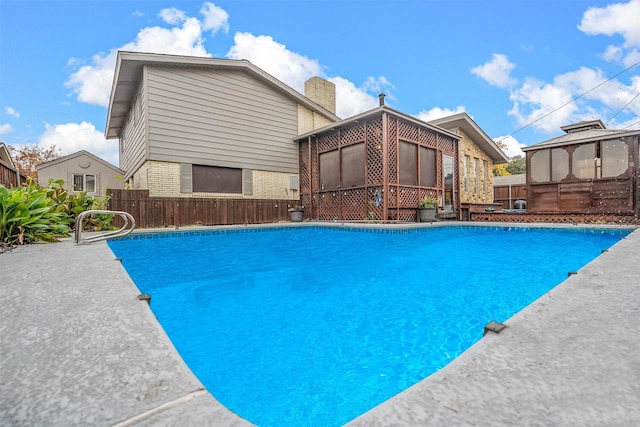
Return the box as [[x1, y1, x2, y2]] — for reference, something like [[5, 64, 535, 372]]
[[304, 77, 336, 114]]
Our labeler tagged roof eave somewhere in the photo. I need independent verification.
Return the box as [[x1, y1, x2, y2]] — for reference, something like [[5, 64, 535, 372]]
[[428, 112, 509, 163], [522, 129, 640, 152], [295, 105, 462, 142]]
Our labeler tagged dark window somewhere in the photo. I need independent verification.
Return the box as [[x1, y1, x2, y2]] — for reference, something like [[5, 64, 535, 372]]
[[419, 146, 436, 187], [72, 174, 96, 193], [319, 150, 339, 190], [341, 143, 365, 188], [73, 174, 84, 192], [192, 165, 242, 193], [399, 140, 417, 185]]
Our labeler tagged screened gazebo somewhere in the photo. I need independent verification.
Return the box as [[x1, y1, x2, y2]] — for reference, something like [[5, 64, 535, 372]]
[[295, 101, 461, 222], [522, 120, 640, 216]]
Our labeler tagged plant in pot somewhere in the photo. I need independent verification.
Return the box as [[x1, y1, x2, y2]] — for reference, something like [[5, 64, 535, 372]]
[[288, 204, 304, 222], [418, 196, 438, 222]]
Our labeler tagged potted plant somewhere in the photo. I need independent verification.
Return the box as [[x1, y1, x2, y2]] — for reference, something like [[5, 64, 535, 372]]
[[418, 196, 438, 222], [288, 204, 304, 222]]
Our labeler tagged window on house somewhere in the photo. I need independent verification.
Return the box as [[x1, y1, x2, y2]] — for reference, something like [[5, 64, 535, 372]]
[[601, 139, 628, 178], [192, 165, 242, 193], [443, 155, 454, 211], [419, 146, 437, 187], [551, 148, 569, 181], [319, 150, 340, 190], [474, 158, 479, 193], [483, 160, 488, 193], [572, 143, 595, 180], [463, 155, 470, 191], [399, 141, 418, 185], [341, 143, 365, 188], [530, 149, 550, 183], [72, 174, 96, 193]]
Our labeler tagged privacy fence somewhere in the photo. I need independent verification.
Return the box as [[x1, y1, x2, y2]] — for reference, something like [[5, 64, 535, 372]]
[[106, 189, 292, 228]]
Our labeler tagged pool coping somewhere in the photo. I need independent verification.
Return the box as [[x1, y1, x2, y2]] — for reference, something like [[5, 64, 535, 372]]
[[2, 221, 639, 426]]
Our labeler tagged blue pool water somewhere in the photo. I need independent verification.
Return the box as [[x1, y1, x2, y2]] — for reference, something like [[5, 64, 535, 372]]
[[108, 226, 629, 426]]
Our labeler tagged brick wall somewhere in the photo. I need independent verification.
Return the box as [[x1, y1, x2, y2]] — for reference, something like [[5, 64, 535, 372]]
[[298, 105, 334, 135], [136, 160, 300, 200]]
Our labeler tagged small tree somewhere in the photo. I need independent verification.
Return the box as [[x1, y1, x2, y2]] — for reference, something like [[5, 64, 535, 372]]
[[506, 155, 526, 175], [8, 144, 62, 181]]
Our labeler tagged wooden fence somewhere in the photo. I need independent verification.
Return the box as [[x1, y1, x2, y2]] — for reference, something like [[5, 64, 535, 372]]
[[1, 161, 25, 188], [106, 189, 293, 228], [493, 184, 527, 209]]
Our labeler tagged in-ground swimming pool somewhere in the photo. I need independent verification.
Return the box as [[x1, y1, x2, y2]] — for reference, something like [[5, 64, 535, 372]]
[[108, 225, 629, 426]]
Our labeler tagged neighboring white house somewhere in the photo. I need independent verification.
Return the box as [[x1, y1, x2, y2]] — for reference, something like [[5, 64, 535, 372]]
[[36, 150, 125, 197], [104, 51, 340, 200]]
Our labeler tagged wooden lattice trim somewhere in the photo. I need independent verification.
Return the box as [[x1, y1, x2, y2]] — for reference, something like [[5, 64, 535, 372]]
[[471, 212, 638, 224]]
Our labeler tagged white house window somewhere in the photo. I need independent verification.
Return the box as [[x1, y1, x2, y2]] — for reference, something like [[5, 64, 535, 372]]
[[474, 158, 479, 193], [483, 160, 488, 194], [463, 155, 470, 191], [73, 174, 96, 193]]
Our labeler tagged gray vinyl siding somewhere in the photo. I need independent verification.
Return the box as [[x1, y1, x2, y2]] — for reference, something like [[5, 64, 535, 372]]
[[119, 79, 147, 177], [146, 67, 299, 173]]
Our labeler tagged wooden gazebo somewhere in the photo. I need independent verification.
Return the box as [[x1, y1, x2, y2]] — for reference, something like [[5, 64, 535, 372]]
[[522, 120, 640, 217], [295, 101, 461, 222]]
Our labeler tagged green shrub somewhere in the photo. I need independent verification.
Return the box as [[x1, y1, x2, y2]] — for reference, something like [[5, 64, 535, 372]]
[[66, 190, 114, 231], [0, 181, 71, 245], [45, 179, 114, 232]]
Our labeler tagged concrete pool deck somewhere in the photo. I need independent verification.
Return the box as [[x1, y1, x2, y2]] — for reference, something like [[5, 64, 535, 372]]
[[1, 222, 639, 426]]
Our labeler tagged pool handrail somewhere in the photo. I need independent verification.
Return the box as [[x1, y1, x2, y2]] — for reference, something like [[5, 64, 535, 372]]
[[75, 209, 136, 245]]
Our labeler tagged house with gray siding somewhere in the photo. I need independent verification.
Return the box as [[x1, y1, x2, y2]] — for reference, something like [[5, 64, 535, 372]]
[[105, 51, 340, 200], [36, 150, 125, 197]]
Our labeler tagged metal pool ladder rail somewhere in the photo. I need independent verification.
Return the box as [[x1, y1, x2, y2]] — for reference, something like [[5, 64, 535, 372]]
[[75, 210, 136, 245]]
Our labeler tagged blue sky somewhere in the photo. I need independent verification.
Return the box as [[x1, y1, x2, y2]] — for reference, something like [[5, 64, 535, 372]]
[[1, 0, 639, 166]]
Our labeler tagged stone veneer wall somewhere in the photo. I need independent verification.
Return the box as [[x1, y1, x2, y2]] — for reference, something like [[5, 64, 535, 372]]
[[133, 160, 300, 200], [458, 129, 494, 204]]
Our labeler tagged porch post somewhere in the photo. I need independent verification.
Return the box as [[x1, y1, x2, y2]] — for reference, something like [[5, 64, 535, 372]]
[[382, 112, 389, 220]]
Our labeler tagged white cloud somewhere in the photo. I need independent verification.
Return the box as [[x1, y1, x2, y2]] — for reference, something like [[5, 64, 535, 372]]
[[38, 122, 119, 166], [4, 107, 20, 118], [622, 48, 640, 68], [159, 7, 187, 25], [602, 44, 623, 62], [579, 0, 640, 47], [66, 11, 214, 107], [579, 0, 640, 66], [507, 66, 640, 132], [415, 106, 466, 122], [226, 32, 393, 118], [329, 77, 380, 118], [493, 135, 526, 158], [471, 54, 517, 88], [201, 2, 229, 34], [227, 32, 323, 93], [0, 123, 12, 135]]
